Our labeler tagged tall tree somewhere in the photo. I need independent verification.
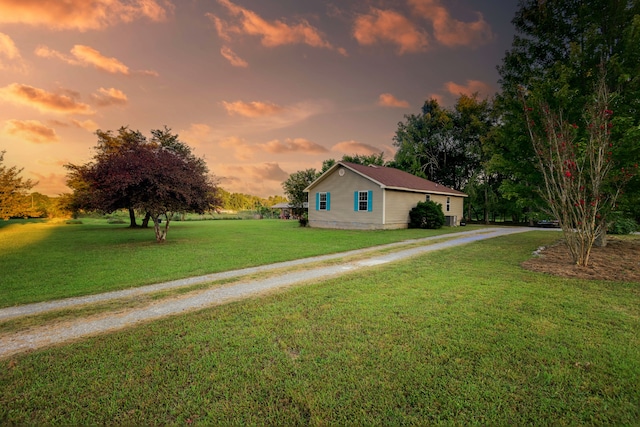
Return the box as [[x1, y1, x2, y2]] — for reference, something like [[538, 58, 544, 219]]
[[66, 127, 149, 227], [282, 169, 317, 218], [67, 128, 219, 242], [0, 151, 35, 220], [494, 0, 640, 222], [391, 95, 496, 222]]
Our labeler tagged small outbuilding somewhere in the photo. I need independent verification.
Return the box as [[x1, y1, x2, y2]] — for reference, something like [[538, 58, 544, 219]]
[[304, 161, 467, 230]]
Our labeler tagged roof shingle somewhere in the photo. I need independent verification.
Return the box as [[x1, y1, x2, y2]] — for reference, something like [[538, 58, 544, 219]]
[[340, 162, 467, 196]]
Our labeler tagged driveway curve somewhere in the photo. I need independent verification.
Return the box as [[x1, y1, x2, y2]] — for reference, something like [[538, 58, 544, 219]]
[[0, 227, 536, 359]]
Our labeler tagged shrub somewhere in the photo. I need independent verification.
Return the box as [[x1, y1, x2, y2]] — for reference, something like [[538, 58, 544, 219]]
[[608, 216, 638, 235], [409, 201, 445, 229]]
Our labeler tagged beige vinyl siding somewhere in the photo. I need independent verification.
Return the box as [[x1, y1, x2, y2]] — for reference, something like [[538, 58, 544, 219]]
[[308, 167, 383, 229], [384, 190, 424, 227], [383, 191, 465, 228], [430, 194, 464, 226]]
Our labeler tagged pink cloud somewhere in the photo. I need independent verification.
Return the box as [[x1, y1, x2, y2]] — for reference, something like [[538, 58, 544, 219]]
[[30, 171, 69, 195], [0, 0, 173, 31], [207, 0, 345, 55], [353, 8, 428, 54], [409, 0, 494, 47], [444, 80, 493, 98], [219, 136, 255, 160], [0, 32, 20, 60], [217, 163, 289, 196], [259, 138, 328, 155], [220, 46, 248, 67], [71, 119, 99, 132], [0, 83, 94, 115], [378, 93, 409, 108], [332, 140, 382, 156], [36, 44, 158, 76], [91, 87, 128, 106], [2, 119, 59, 143], [222, 100, 284, 117]]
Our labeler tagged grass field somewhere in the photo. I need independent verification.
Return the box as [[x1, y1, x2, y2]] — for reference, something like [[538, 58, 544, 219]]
[[0, 218, 480, 307], [0, 224, 638, 425]]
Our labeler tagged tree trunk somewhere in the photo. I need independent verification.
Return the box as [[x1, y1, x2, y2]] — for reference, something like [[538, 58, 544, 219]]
[[153, 214, 170, 243], [483, 187, 489, 224], [141, 211, 151, 228], [128, 207, 138, 228], [594, 228, 607, 247]]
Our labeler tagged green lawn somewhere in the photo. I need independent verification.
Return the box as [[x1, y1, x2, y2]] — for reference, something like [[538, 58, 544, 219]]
[[0, 218, 481, 307], [1, 231, 638, 425]]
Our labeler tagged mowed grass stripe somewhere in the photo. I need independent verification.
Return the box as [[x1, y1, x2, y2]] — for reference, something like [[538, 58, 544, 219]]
[[0, 219, 484, 307], [1, 232, 638, 425]]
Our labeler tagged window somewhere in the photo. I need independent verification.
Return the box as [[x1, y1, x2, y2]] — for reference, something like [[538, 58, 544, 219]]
[[354, 190, 372, 212], [446, 197, 451, 212], [319, 193, 327, 210], [316, 192, 330, 211], [359, 191, 368, 211], [425, 194, 431, 202]]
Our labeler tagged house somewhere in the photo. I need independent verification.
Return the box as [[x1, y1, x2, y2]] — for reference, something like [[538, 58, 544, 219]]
[[304, 161, 467, 230]]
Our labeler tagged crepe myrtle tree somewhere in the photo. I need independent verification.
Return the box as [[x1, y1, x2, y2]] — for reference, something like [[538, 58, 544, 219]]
[[521, 77, 637, 266]]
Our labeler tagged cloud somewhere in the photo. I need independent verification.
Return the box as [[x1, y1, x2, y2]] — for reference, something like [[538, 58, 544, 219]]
[[220, 46, 248, 67], [180, 123, 212, 145], [0, 0, 173, 31], [219, 136, 255, 160], [409, 0, 494, 47], [71, 119, 99, 131], [0, 32, 20, 60], [207, 0, 346, 55], [0, 32, 28, 72], [0, 83, 94, 115], [216, 162, 289, 196], [30, 171, 69, 195], [251, 162, 289, 181], [444, 79, 493, 98], [222, 100, 284, 117], [378, 93, 409, 108], [353, 8, 429, 54], [332, 140, 382, 156], [71, 45, 130, 73], [258, 138, 328, 155], [91, 87, 128, 106], [3, 119, 59, 143], [36, 44, 158, 76]]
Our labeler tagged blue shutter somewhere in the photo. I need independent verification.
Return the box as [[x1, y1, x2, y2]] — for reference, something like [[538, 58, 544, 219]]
[[315, 192, 319, 211], [354, 191, 358, 211], [326, 192, 331, 211], [367, 190, 373, 212]]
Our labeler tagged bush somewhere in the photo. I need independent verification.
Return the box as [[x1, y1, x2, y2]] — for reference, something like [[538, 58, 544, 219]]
[[409, 201, 445, 229], [608, 216, 638, 235]]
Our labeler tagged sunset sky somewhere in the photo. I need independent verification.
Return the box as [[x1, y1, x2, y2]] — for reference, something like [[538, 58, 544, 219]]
[[0, 0, 518, 198]]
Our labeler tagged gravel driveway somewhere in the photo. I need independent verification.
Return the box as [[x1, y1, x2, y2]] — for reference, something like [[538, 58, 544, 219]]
[[0, 227, 534, 359]]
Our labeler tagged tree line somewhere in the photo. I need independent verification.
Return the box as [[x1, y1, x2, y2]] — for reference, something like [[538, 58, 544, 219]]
[[3, 0, 639, 254], [282, 0, 640, 266]]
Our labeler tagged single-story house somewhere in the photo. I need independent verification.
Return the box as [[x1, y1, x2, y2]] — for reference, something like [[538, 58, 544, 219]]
[[304, 161, 467, 230]]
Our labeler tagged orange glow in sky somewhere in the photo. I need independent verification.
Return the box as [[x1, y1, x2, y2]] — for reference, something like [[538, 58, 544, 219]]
[[0, 0, 517, 198]]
